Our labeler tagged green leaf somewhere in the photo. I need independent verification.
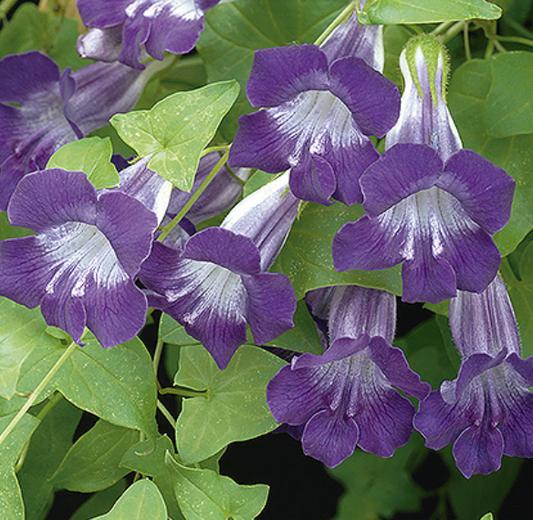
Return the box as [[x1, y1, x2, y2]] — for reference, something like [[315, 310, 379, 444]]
[[484, 52, 533, 137], [166, 452, 269, 520], [175, 345, 285, 463], [69, 479, 128, 520], [135, 54, 208, 110], [0, 332, 157, 436], [47, 137, 120, 190], [159, 314, 202, 347], [91, 479, 167, 520], [197, 0, 347, 140], [264, 299, 323, 355], [358, 0, 501, 25], [0, 412, 40, 519], [395, 315, 459, 390], [448, 58, 533, 256], [272, 202, 402, 300], [383, 24, 412, 87], [501, 246, 533, 357], [120, 435, 185, 520], [50, 420, 138, 493], [480, 514, 494, 520], [328, 433, 424, 520], [0, 212, 33, 241], [0, 3, 88, 70], [18, 396, 82, 520], [111, 81, 239, 191], [0, 297, 63, 400]]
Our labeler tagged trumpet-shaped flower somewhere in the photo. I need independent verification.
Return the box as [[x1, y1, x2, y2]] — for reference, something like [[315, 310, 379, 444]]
[[0, 51, 168, 210], [228, 44, 400, 206], [333, 36, 515, 304], [139, 172, 298, 369], [77, 0, 220, 69], [0, 169, 158, 347], [414, 275, 533, 478], [267, 285, 429, 467]]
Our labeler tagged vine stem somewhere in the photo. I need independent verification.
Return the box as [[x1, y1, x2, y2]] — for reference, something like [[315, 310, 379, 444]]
[[314, 1, 355, 47], [0, 341, 78, 449], [157, 150, 230, 242], [0, 0, 17, 19], [464, 22, 472, 61], [157, 399, 176, 430]]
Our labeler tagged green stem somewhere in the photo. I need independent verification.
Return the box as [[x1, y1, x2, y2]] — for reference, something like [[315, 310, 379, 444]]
[[494, 34, 533, 48], [0, 341, 78, 449], [493, 38, 507, 53], [201, 145, 230, 158], [15, 392, 63, 472], [314, 2, 356, 47], [0, 0, 17, 19], [225, 164, 247, 186], [153, 339, 164, 381], [430, 20, 456, 37], [464, 22, 472, 61], [440, 21, 464, 44], [484, 38, 495, 59], [159, 387, 206, 398], [157, 151, 230, 242], [157, 400, 176, 429]]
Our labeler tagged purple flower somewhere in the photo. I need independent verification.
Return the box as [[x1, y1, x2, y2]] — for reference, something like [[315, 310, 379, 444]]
[[139, 173, 298, 369], [228, 44, 400, 206], [414, 275, 533, 478], [77, 0, 220, 69], [320, 11, 384, 71], [332, 36, 515, 304], [267, 285, 430, 468], [0, 51, 167, 211], [0, 169, 158, 347]]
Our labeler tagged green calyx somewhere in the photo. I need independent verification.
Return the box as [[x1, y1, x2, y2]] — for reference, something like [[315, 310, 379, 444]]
[[404, 34, 449, 107]]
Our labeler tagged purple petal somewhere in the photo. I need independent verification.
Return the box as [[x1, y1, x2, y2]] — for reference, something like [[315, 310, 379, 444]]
[[8, 169, 97, 231], [329, 57, 400, 138], [301, 408, 359, 468], [229, 110, 293, 173], [361, 143, 442, 217], [439, 149, 515, 234], [182, 227, 261, 275], [0, 51, 60, 103], [246, 45, 329, 108], [367, 337, 430, 400], [96, 191, 158, 277], [243, 272, 296, 345], [289, 154, 336, 206], [453, 421, 504, 478], [332, 214, 405, 272], [353, 385, 416, 458], [77, 0, 130, 27]]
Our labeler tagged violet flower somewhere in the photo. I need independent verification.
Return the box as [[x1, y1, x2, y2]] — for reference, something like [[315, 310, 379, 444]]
[[267, 285, 430, 468], [0, 169, 158, 347], [77, 0, 220, 69], [139, 172, 298, 369], [228, 43, 400, 206], [414, 275, 533, 478], [0, 51, 168, 211], [320, 10, 384, 70], [333, 36, 515, 304]]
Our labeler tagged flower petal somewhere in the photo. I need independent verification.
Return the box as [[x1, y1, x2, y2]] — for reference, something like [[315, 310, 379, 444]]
[[245, 45, 329, 108], [329, 56, 400, 138], [439, 149, 515, 234], [302, 408, 359, 467]]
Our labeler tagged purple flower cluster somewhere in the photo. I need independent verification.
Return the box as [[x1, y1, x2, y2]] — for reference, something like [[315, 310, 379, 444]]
[[0, 3, 528, 479]]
